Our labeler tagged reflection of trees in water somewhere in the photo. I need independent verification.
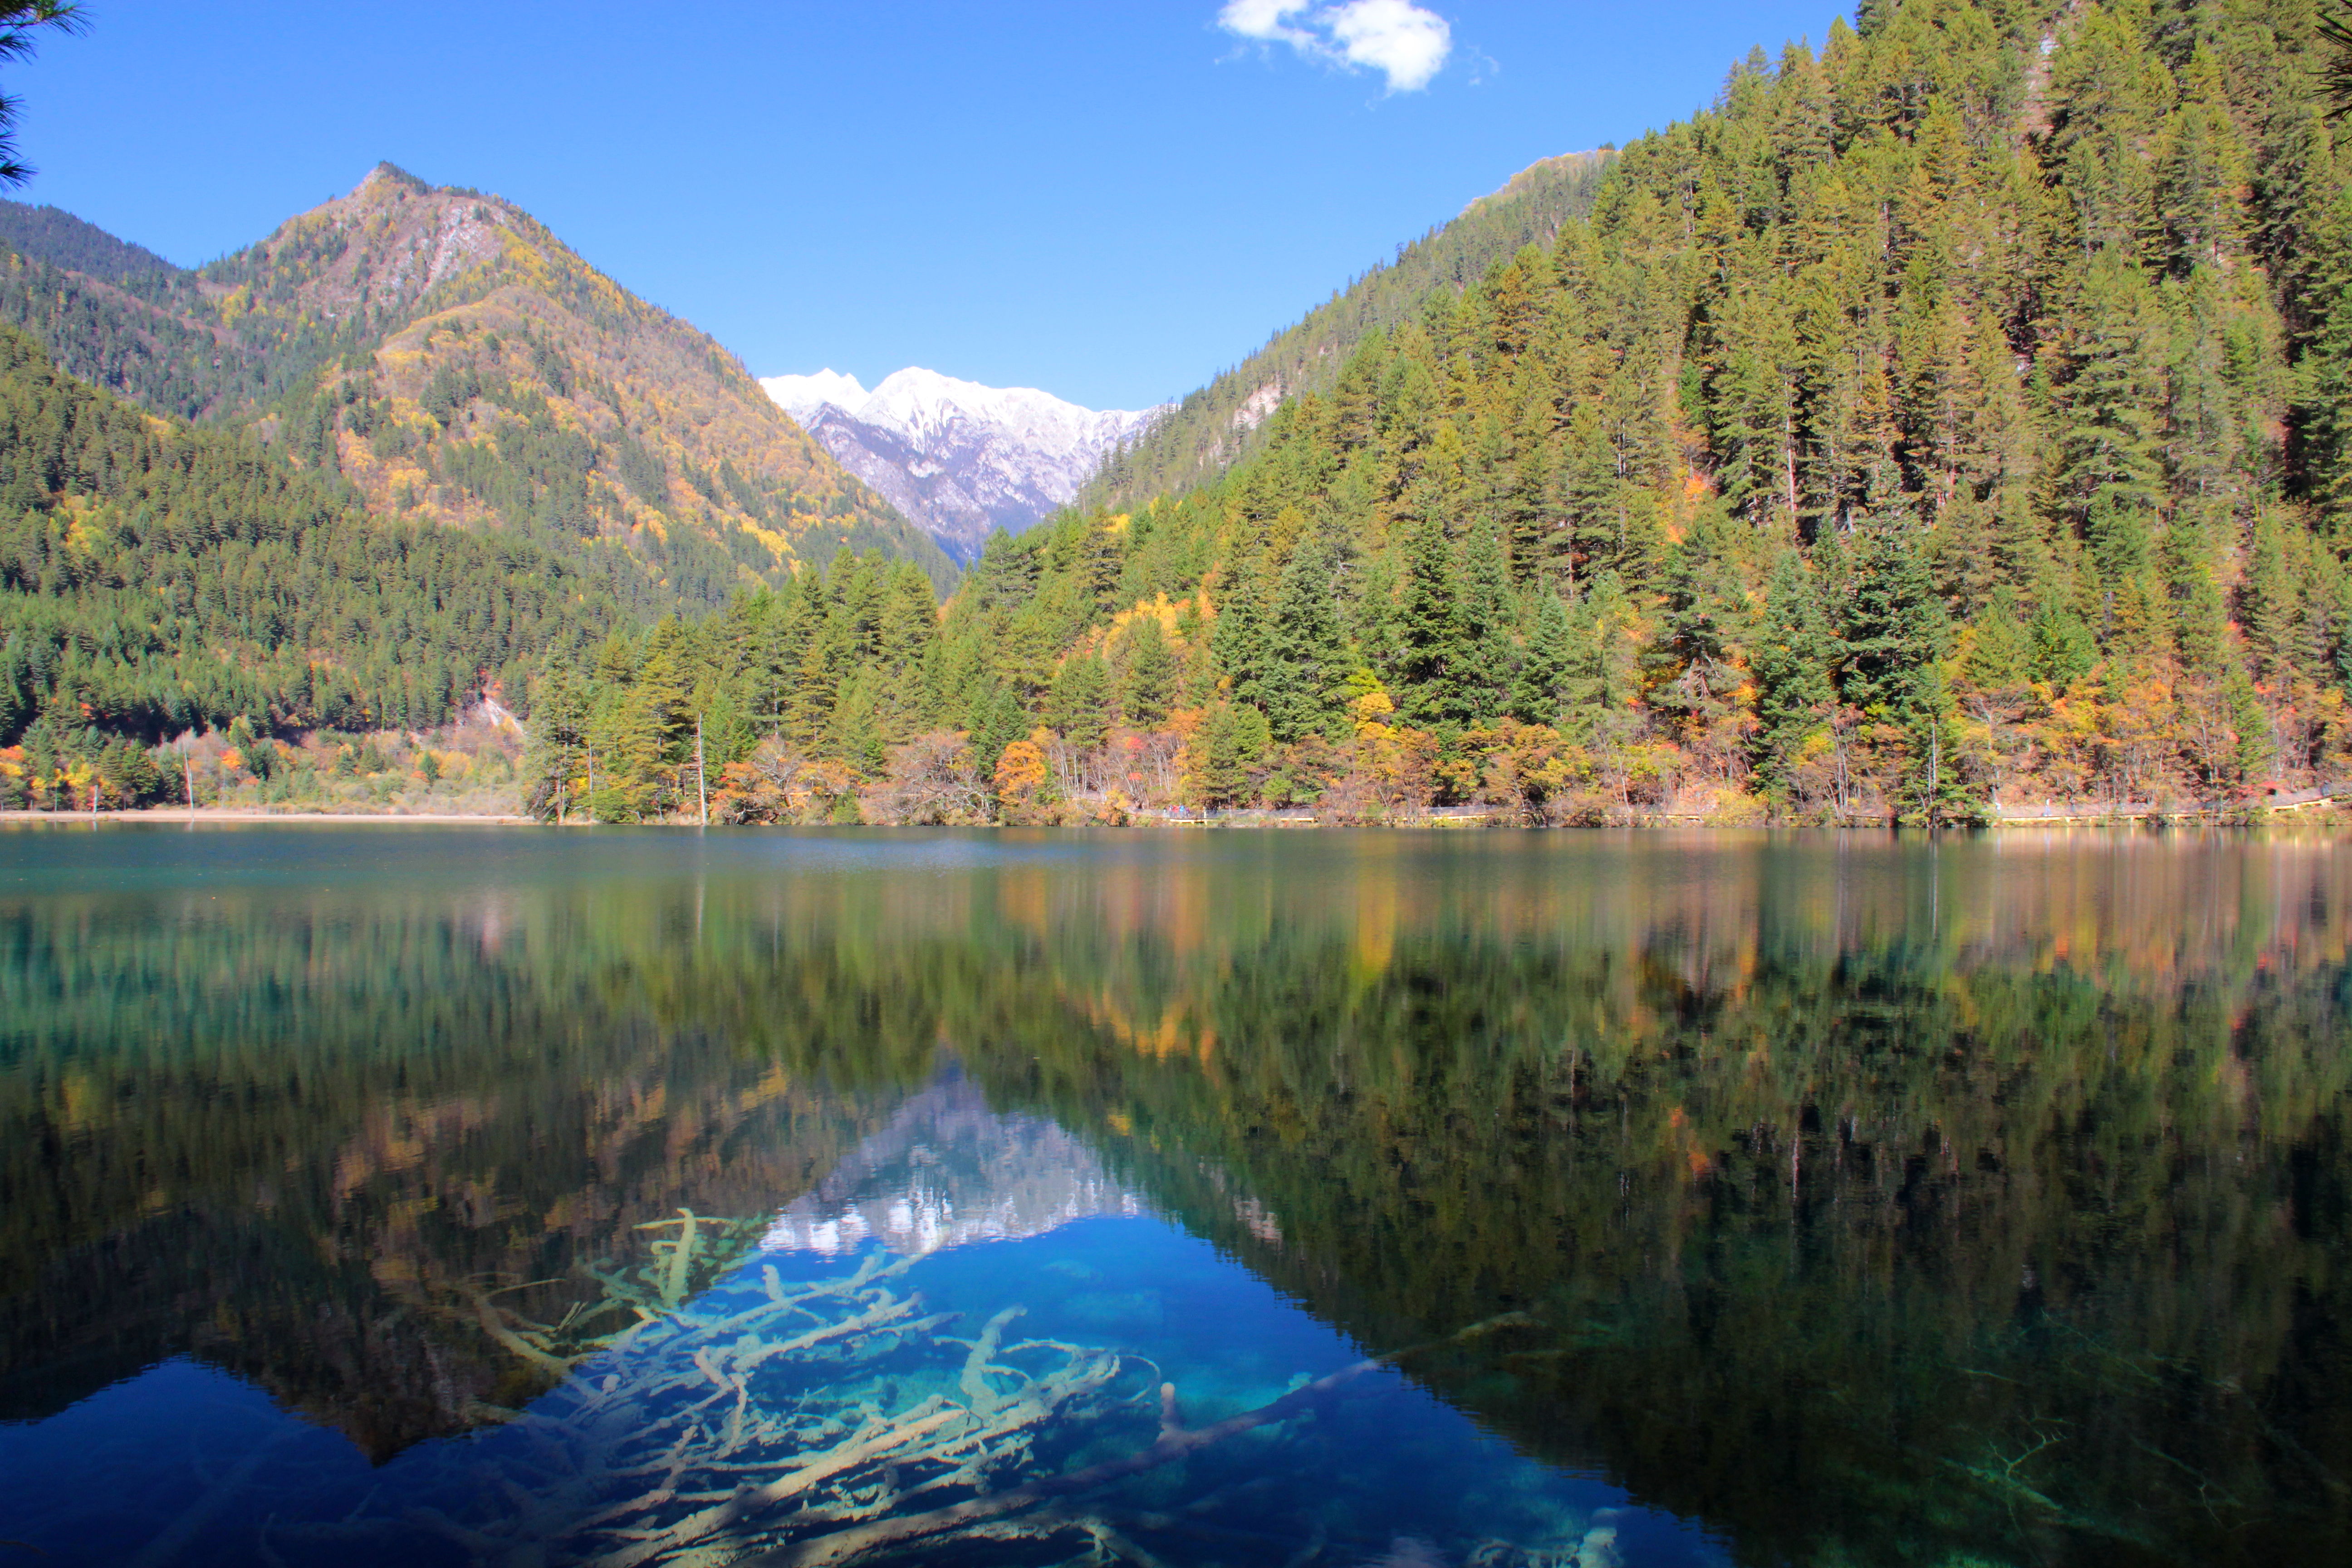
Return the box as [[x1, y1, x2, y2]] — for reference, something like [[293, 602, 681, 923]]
[[0, 886, 896, 1450], [955, 838, 2352, 1568], [1, 833, 2348, 1562]]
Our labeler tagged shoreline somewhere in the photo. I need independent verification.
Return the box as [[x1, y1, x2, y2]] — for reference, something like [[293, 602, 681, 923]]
[[0, 808, 535, 824], [4, 805, 2347, 830]]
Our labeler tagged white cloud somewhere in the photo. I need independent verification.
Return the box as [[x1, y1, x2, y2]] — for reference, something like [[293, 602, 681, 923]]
[[1325, 0, 1452, 91], [1217, 0, 1454, 93], [1218, 0, 1314, 43]]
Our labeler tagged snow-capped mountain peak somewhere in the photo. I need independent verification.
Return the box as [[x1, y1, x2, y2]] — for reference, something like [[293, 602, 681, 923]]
[[762, 368, 869, 424], [758, 366, 1166, 564], [861, 368, 1121, 446]]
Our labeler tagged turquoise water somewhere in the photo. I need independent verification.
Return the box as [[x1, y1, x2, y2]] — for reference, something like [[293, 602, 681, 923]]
[[0, 1220, 1686, 1567], [0, 824, 2347, 1566]]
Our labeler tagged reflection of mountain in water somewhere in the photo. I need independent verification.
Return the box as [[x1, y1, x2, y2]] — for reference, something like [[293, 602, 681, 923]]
[[11, 832, 2352, 1568], [764, 1072, 1144, 1256]]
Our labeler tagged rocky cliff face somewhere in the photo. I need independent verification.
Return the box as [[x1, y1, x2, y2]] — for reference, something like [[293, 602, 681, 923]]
[[763, 367, 1164, 562]]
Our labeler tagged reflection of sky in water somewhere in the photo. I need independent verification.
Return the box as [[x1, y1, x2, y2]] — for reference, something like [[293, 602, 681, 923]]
[[0, 1080, 1725, 1568], [13, 829, 2343, 1565]]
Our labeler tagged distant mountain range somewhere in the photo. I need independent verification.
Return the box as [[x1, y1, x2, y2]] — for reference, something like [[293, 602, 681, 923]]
[[763, 367, 1164, 563], [0, 147, 1622, 607]]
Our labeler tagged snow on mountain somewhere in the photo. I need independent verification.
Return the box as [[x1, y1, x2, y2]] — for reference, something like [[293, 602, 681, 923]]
[[759, 1073, 1145, 1259], [762, 368, 869, 423], [758, 366, 1165, 564]]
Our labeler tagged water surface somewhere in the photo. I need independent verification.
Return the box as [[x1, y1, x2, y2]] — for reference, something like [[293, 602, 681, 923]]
[[0, 825, 2346, 1567]]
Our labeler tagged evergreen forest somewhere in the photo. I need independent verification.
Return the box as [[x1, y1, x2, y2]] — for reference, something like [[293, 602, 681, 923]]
[[0, 324, 624, 807], [8, 0, 2352, 826], [1082, 147, 1617, 511], [0, 165, 951, 808], [0, 162, 952, 812], [519, 0, 2352, 826]]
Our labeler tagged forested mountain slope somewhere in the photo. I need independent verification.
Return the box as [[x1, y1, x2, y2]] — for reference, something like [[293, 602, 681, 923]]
[[539, 0, 2352, 826], [212, 165, 952, 594], [1081, 149, 1615, 511], [0, 201, 178, 281], [0, 168, 955, 602], [0, 200, 253, 421], [0, 324, 635, 806], [0, 166, 975, 811]]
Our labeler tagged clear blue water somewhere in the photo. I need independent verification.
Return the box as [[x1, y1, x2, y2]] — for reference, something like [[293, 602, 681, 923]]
[[0, 1217, 1709, 1567], [1, 824, 2347, 1566]]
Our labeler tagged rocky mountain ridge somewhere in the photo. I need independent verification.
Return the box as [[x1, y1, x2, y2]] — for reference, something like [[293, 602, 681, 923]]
[[0, 169, 957, 604], [763, 366, 1163, 562], [221, 165, 955, 593]]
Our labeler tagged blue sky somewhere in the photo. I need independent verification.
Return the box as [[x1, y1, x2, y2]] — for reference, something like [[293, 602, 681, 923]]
[[13, 2, 1848, 411]]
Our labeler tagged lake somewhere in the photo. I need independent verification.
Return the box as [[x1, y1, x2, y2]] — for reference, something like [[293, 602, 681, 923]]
[[0, 825, 2346, 1568]]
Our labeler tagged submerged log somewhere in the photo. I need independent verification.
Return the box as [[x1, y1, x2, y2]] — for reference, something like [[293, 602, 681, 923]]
[[751, 1313, 1536, 1568]]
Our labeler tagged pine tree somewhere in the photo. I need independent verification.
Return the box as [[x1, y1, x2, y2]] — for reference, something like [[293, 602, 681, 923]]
[[1557, 401, 1626, 574], [1392, 512, 1466, 726], [2158, 59, 2250, 274], [1509, 590, 1576, 724], [2058, 254, 2168, 521], [829, 670, 889, 778], [2226, 666, 2274, 783], [1455, 522, 1517, 722], [2086, 500, 2166, 663], [1120, 616, 1177, 726], [521, 659, 591, 819], [1561, 569, 1642, 725], [594, 685, 670, 820], [1965, 587, 2034, 695], [966, 683, 1027, 778], [1646, 505, 1750, 745], [2031, 600, 2098, 692], [1211, 527, 1274, 709], [1843, 522, 1948, 716], [2160, 515, 2229, 677], [1260, 533, 1350, 743], [1842, 519, 1960, 818], [1750, 551, 1837, 798], [1045, 651, 1114, 751], [1078, 515, 1126, 615], [784, 619, 841, 748], [1189, 701, 1269, 808], [2242, 513, 2300, 685], [2296, 186, 2352, 523]]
